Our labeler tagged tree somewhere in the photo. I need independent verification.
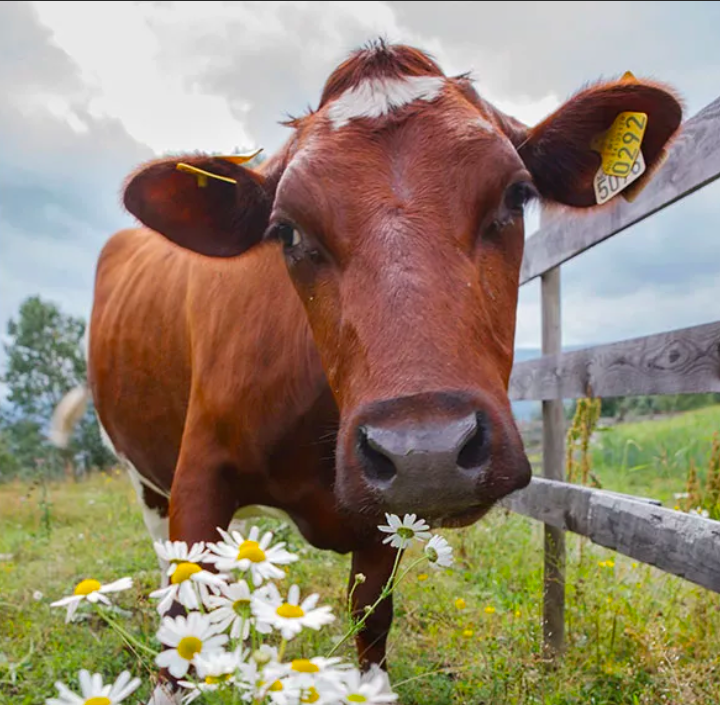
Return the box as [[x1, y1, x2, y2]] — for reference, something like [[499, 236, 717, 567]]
[[0, 296, 114, 479]]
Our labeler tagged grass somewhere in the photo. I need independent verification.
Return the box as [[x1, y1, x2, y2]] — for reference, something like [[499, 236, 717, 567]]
[[2, 407, 720, 704], [588, 405, 720, 503]]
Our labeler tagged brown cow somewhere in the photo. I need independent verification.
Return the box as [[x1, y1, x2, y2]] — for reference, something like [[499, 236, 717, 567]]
[[52, 40, 682, 699]]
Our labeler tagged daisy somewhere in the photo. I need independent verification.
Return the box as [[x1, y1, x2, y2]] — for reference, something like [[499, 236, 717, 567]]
[[150, 541, 228, 615], [377, 513, 432, 549], [424, 534, 454, 568], [205, 579, 273, 640], [177, 648, 246, 703], [155, 612, 229, 679], [206, 525, 298, 587], [46, 669, 140, 705], [252, 583, 335, 640], [50, 577, 133, 623], [263, 657, 349, 703], [338, 666, 398, 704]]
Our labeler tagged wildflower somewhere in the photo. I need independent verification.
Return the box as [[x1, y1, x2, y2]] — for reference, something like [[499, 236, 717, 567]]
[[424, 535, 453, 568], [46, 669, 140, 705], [338, 666, 398, 703], [377, 513, 431, 549], [177, 648, 246, 703], [33, 590, 43, 601], [155, 612, 228, 679], [263, 657, 349, 704], [462, 629, 474, 638], [631, 563, 638, 569], [597, 561, 607, 568], [206, 525, 298, 587], [252, 583, 335, 640], [484, 605, 496, 615], [205, 579, 272, 640], [417, 573, 429, 582], [454, 598, 466, 610], [690, 507, 710, 518], [149, 541, 228, 615], [50, 577, 133, 623], [514, 609, 521, 618]]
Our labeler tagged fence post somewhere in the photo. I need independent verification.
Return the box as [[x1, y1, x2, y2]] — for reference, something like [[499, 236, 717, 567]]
[[540, 215, 566, 658]]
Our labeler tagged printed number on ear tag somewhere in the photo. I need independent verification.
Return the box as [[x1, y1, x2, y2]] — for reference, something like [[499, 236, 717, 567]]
[[597, 111, 648, 178], [593, 150, 646, 205]]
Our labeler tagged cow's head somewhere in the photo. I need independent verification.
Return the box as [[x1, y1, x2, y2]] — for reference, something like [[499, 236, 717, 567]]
[[123, 42, 682, 525]]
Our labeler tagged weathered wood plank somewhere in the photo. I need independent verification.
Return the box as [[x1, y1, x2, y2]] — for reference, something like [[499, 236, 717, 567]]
[[500, 477, 720, 593], [540, 260, 566, 656], [520, 95, 720, 285], [509, 320, 720, 401]]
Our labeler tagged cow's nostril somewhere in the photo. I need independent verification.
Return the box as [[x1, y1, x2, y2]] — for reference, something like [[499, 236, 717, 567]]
[[357, 425, 397, 485], [457, 413, 490, 470]]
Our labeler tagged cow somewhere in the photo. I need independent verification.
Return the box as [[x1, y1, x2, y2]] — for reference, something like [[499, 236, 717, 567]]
[[52, 39, 682, 700]]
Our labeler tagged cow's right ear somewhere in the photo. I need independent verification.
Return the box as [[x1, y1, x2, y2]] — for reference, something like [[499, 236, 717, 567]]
[[123, 155, 273, 258]]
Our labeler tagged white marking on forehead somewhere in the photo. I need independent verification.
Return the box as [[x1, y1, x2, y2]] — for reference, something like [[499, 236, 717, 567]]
[[328, 75, 447, 130], [474, 115, 494, 132]]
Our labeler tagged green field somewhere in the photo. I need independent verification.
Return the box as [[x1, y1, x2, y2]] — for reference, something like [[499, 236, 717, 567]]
[[2, 407, 720, 704]]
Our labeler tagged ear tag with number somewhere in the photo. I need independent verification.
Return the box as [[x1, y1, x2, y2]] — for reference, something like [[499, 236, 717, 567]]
[[592, 110, 648, 205]]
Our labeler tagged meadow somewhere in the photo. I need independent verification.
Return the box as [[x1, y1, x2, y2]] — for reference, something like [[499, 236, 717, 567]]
[[1, 406, 719, 705]]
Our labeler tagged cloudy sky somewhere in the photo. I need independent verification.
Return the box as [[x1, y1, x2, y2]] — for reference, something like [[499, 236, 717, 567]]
[[2, 0, 720, 373]]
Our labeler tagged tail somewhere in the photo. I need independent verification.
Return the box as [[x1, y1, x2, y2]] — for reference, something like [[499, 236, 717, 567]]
[[49, 385, 91, 449]]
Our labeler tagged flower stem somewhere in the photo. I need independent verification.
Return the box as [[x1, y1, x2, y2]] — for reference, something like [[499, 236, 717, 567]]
[[278, 638, 287, 662], [327, 546, 411, 658], [96, 606, 158, 658]]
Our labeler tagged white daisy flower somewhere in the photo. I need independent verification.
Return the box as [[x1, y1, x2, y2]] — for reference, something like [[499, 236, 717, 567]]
[[251, 583, 335, 641], [177, 648, 246, 703], [149, 540, 228, 615], [205, 579, 273, 640], [263, 657, 350, 703], [339, 666, 398, 704], [206, 525, 298, 587], [155, 612, 229, 679], [424, 534, 454, 568], [154, 540, 208, 566], [50, 577, 133, 623], [377, 513, 432, 549], [46, 669, 140, 705]]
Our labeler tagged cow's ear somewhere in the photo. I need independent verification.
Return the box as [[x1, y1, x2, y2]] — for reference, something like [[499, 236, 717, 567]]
[[515, 78, 683, 208], [123, 155, 272, 257]]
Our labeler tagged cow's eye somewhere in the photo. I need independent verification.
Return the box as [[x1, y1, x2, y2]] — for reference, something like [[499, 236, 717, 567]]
[[504, 181, 537, 215], [275, 223, 301, 249]]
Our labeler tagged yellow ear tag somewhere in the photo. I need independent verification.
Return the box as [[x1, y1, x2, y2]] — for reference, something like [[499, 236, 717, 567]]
[[591, 110, 648, 205], [175, 163, 238, 188], [219, 148, 264, 165]]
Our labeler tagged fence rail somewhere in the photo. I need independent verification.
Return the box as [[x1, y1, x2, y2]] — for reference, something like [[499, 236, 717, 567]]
[[507, 91, 720, 657]]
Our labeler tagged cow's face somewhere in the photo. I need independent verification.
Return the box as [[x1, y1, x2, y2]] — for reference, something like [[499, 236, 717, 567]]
[[123, 43, 682, 525]]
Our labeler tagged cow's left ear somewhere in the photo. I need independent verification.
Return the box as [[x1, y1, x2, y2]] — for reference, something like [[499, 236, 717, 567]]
[[123, 155, 273, 257], [515, 78, 683, 208]]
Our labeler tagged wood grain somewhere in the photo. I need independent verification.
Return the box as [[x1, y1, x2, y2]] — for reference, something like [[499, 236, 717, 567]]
[[520, 96, 720, 285], [500, 477, 720, 593], [540, 264, 566, 656], [509, 321, 720, 401]]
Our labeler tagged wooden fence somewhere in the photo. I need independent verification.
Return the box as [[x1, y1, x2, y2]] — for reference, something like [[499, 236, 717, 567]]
[[502, 92, 720, 657]]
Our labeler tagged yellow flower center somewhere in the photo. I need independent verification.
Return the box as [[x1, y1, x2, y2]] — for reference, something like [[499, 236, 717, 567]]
[[171, 562, 202, 584], [205, 673, 232, 685], [276, 602, 305, 619], [291, 659, 320, 673], [232, 598, 251, 616], [397, 527, 415, 539], [236, 540, 266, 563], [269, 680, 283, 692], [74, 579, 101, 596], [84, 699, 111, 705], [347, 695, 367, 703], [177, 636, 203, 661], [301, 686, 320, 703]]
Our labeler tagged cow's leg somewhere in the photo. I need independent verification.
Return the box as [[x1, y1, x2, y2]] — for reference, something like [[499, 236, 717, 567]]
[[350, 542, 400, 693], [149, 445, 240, 703]]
